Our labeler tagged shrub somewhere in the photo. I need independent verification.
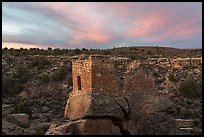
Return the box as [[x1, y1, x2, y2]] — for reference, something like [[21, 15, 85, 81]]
[[192, 127, 202, 135], [2, 77, 23, 97], [168, 74, 177, 82], [74, 48, 81, 55], [52, 66, 68, 81], [146, 50, 153, 55], [30, 56, 51, 70], [47, 47, 52, 51], [13, 66, 28, 84], [153, 71, 159, 77], [128, 54, 136, 60], [34, 130, 45, 135], [82, 48, 88, 52], [193, 118, 201, 128], [12, 104, 32, 118], [103, 50, 111, 55], [3, 47, 8, 50], [119, 51, 125, 55], [179, 77, 201, 98], [40, 74, 49, 83], [52, 48, 62, 55]]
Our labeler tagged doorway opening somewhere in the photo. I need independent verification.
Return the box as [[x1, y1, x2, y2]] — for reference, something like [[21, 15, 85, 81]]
[[77, 76, 81, 90]]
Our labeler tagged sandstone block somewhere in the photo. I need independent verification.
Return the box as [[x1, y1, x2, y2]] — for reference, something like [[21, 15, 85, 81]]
[[46, 119, 121, 135], [7, 113, 29, 127], [64, 92, 124, 120], [2, 120, 35, 135]]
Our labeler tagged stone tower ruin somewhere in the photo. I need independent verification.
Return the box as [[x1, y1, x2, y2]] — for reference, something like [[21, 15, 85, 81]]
[[71, 55, 120, 95], [70, 54, 155, 96], [64, 54, 164, 135]]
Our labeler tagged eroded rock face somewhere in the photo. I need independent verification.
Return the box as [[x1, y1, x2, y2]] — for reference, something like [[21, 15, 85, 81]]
[[46, 119, 121, 135], [7, 113, 29, 127], [64, 91, 174, 135], [29, 122, 51, 132], [64, 92, 124, 121], [2, 120, 35, 135]]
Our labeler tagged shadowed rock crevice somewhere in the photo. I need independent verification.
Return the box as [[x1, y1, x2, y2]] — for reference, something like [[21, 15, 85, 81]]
[[82, 115, 131, 135], [115, 97, 130, 119], [114, 97, 131, 135]]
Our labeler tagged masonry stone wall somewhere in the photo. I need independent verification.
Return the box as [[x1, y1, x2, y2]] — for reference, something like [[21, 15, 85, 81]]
[[170, 57, 202, 68], [91, 56, 119, 95], [72, 59, 92, 93], [71, 55, 155, 96]]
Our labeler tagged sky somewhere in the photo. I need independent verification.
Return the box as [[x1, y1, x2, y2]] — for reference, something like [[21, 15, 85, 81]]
[[2, 2, 202, 49]]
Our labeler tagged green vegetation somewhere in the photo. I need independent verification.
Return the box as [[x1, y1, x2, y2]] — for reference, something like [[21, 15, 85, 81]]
[[2, 66, 29, 97], [146, 50, 153, 55], [30, 56, 51, 70], [168, 74, 177, 82], [47, 47, 52, 51], [34, 130, 46, 135], [39, 73, 50, 83], [192, 127, 202, 135], [103, 50, 111, 55], [74, 48, 81, 55], [52, 65, 68, 81], [179, 77, 201, 98], [13, 66, 28, 84], [128, 54, 137, 60], [2, 77, 23, 97], [12, 103, 32, 118]]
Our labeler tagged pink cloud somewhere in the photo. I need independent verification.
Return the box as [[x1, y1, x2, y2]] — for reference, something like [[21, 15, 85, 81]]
[[3, 2, 202, 49], [154, 19, 201, 42], [72, 30, 111, 44], [43, 2, 112, 44]]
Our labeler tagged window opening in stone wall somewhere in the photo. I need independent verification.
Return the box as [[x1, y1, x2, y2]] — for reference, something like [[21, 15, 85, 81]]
[[77, 76, 82, 90]]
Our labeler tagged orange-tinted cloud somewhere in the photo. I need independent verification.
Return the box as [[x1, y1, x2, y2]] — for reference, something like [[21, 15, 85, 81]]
[[2, 42, 50, 49]]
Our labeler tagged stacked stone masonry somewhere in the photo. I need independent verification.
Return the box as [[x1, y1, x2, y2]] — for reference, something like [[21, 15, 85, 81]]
[[71, 54, 155, 96]]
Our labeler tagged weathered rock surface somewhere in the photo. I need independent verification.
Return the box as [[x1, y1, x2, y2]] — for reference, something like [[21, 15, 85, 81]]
[[65, 92, 125, 121], [64, 90, 175, 134], [2, 104, 13, 118], [7, 113, 29, 127], [2, 120, 35, 135], [29, 122, 51, 132], [137, 112, 176, 135], [46, 119, 121, 135]]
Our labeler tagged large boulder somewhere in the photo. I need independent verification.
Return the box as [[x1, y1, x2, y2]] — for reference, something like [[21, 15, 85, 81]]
[[29, 122, 51, 132], [46, 119, 121, 135], [45, 123, 69, 135], [7, 113, 29, 127], [65, 92, 125, 121], [2, 120, 35, 135], [2, 104, 13, 118]]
